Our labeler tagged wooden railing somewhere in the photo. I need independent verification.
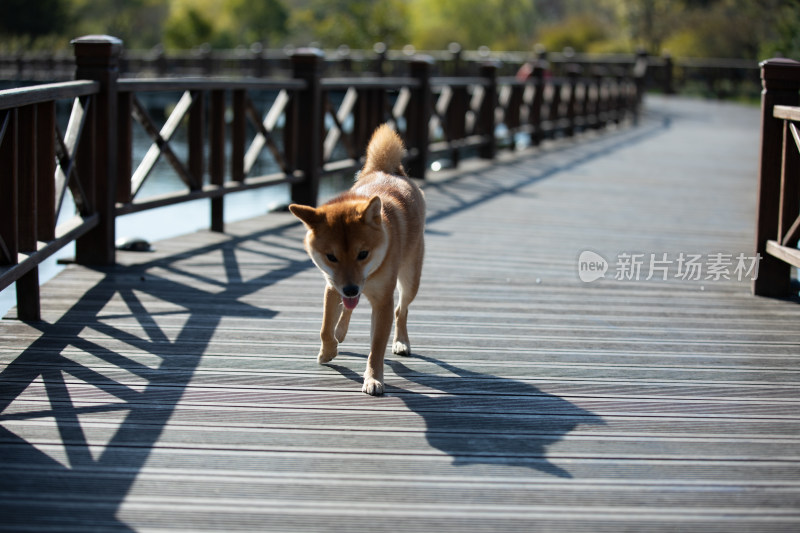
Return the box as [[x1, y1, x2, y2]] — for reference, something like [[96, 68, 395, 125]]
[[0, 44, 651, 80], [1, 44, 755, 99], [0, 80, 102, 320], [754, 58, 800, 297], [0, 35, 646, 321]]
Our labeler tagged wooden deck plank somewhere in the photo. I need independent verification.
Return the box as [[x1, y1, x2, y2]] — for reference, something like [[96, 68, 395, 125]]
[[2, 95, 800, 531]]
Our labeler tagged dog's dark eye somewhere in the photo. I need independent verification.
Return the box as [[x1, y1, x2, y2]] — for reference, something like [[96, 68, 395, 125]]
[[357, 250, 369, 261], [326, 253, 338, 263]]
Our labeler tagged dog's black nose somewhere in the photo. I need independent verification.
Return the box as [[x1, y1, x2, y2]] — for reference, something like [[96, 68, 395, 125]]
[[343, 285, 359, 297]]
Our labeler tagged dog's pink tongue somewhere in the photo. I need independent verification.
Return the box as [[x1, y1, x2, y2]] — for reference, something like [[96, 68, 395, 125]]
[[342, 295, 360, 310]]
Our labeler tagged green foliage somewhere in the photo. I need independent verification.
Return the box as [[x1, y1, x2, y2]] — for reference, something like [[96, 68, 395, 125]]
[[652, 0, 796, 60], [0, 0, 798, 61], [162, 0, 288, 49], [536, 15, 612, 54], [228, 0, 288, 46], [288, 0, 409, 49], [71, 0, 168, 50], [164, 5, 217, 49], [616, 0, 685, 54], [408, 0, 537, 50], [759, 1, 800, 60]]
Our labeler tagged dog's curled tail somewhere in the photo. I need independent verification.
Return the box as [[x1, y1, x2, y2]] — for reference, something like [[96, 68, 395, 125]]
[[362, 124, 407, 176]]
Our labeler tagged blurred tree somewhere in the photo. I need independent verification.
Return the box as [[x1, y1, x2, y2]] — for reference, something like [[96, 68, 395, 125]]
[[72, 0, 168, 49], [600, 0, 800, 60], [228, 0, 288, 46], [656, 0, 798, 60], [163, 0, 231, 48], [163, 0, 288, 49], [758, 0, 800, 60], [536, 14, 613, 53], [164, 5, 217, 49], [289, 0, 409, 48], [1, 0, 797, 60], [409, 0, 538, 50], [603, 0, 684, 54]]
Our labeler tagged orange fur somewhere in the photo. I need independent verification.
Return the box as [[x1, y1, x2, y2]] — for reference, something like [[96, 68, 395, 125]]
[[289, 124, 426, 395]]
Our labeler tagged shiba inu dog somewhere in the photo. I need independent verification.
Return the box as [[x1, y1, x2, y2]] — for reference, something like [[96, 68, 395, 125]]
[[289, 124, 425, 395]]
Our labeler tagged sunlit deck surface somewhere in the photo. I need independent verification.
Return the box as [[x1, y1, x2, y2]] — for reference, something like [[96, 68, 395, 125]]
[[2, 95, 800, 532]]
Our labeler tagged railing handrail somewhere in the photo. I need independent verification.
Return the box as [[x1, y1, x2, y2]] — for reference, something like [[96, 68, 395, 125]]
[[773, 105, 800, 122], [320, 77, 420, 90], [0, 80, 99, 110], [118, 78, 307, 92], [0, 35, 647, 321]]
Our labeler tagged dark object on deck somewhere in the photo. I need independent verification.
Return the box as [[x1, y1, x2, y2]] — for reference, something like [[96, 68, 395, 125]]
[[115, 237, 152, 252]]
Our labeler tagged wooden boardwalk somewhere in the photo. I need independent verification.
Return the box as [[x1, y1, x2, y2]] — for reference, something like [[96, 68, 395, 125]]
[[2, 95, 800, 532]]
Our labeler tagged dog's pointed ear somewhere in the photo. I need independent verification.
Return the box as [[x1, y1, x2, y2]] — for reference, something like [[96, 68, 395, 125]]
[[289, 204, 321, 229], [360, 196, 382, 228]]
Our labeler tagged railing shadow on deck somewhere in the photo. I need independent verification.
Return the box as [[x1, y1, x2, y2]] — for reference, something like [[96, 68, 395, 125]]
[[0, 220, 312, 531]]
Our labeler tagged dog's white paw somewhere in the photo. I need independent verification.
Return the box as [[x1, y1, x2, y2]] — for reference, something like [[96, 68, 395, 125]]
[[317, 346, 338, 364], [362, 377, 384, 396], [392, 341, 410, 356]]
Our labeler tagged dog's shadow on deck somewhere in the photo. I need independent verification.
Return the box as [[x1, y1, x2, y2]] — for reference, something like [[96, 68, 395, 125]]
[[329, 353, 603, 478]]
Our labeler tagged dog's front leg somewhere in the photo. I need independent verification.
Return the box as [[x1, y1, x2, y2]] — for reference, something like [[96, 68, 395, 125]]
[[318, 284, 341, 363], [363, 297, 394, 395]]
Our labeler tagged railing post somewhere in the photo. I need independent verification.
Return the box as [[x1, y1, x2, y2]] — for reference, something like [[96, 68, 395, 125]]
[[612, 69, 625, 124], [231, 89, 246, 184], [660, 53, 673, 95], [448, 42, 463, 76], [251, 43, 266, 78], [36, 102, 56, 243], [290, 48, 324, 206], [116, 91, 132, 204], [448, 85, 468, 167], [505, 83, 524, 150], [590, 67, 605, 129], [72, 35, 122, 266], [406, 56, 433, 180], [209, 89, 226, 232], [529, 53, 548, 147], [478, 62, 498, 159], [0, 110, 20, 306], [565, 65, 581, 137], [16, 105, 40, 321], [354, 88, 384, 156], [753, 58, 800, 297], [632, 50, 649, 124], [188, 91, 205, 192], [372, 42, 387, 76]]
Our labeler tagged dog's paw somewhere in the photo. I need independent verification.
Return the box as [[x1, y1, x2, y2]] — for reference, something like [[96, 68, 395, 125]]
[[317, 345, 338, 364], [362, 377, 385, 396], [392, 341, 411, 356]]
